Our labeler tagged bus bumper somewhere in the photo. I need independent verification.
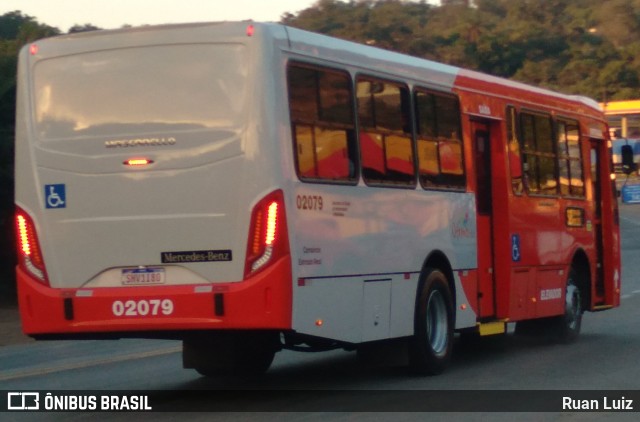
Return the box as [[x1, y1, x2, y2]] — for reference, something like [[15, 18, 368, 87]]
[[17, 257, 292, 337]]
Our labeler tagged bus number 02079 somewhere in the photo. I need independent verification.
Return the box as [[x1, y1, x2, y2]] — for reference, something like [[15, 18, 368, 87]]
[[296, 194, 323, 211], [112, 299, 174, 317]]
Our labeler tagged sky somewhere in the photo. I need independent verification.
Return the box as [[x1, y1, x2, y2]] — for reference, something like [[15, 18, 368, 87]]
[[1, 0, 326, 32], [3, 1, 441, 33]]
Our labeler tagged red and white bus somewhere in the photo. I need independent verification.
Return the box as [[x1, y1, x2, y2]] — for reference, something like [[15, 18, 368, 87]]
[[15, 22, 621, 376]]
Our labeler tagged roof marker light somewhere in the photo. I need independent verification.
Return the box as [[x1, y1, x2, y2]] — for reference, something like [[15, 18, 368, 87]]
[[30, 44, 39, 55], [246, 24, 254, 37]]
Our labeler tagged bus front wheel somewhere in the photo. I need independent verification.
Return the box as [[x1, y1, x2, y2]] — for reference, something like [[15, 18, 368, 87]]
[[515, 267, 584, 342], [409, 268, 454, 375], [550, 268, 583, 343]]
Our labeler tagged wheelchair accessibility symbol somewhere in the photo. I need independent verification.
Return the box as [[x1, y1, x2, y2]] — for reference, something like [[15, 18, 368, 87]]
[[45, 184, 66, 209], [511, 234, 521, 262]]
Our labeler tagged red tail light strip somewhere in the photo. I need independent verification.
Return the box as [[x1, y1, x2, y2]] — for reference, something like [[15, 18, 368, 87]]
[[15, 207, 49, 285], [245, 190, 289, 277]]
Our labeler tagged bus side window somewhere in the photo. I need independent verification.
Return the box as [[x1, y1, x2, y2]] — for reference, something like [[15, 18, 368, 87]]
[[356, 77, 415, 187], [556, 119, 584, 197], [521, 111, 557, 195], [506, 106, 523, 195], [415, 90, 465, 190], [287, 63, 357, 183]]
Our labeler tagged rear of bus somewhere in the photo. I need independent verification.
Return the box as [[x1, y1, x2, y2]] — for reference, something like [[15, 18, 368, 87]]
[[14, 22, 293, 366]]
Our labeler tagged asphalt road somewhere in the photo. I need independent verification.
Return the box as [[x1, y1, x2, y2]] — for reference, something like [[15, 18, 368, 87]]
[[1, 202, 640, 420]]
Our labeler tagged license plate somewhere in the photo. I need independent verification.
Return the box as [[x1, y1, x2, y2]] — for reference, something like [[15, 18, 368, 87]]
[[121, 268, 166, 285]]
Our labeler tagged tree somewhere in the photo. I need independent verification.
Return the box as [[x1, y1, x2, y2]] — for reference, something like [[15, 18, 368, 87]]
[[0, 11, 60, 299], [281, 0, 640, 100], [69, 24, 102, 33]]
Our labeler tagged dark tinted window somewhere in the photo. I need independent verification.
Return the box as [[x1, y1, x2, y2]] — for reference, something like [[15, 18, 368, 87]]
[[506, 106, 523, 194], [557, 119, 584, 197], [415, 90, 465, 190], [357, 77, 415, 186], [521, 112, 558, 195], [288, 64, 357, 182]]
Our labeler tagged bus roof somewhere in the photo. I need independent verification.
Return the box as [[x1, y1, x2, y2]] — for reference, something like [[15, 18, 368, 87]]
[[30, 20, 603, 118], [280, 23, 602, 116]]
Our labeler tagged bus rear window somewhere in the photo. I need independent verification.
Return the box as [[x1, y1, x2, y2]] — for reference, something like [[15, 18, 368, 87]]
[[33, 44, 247, 140]]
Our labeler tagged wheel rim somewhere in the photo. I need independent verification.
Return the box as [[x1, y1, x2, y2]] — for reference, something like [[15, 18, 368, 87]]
[[426, 289, 448, 356], [565, 283, 581, 330]]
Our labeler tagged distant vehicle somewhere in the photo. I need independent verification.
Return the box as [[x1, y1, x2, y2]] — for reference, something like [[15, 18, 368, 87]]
[[611, 138, 640, 174], [15, 22, 621, 376]]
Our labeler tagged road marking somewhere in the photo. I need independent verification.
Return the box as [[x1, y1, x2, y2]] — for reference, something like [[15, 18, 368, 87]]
[[621, 290, 640, 300], [620, 216, 640, 227], [0, 345, 181, 382]]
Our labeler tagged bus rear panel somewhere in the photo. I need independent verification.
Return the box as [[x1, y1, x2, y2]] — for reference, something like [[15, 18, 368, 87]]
[[16, 23, 292, 337]]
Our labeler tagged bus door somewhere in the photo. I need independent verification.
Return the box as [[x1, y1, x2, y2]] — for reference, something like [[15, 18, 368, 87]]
[[472, 120, 496, 317], [589, 139, 605, 300]]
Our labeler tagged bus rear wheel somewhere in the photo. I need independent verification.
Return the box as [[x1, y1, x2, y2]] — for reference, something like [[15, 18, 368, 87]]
[[183, 331, 279, 377], [409, 268, 454, 375]]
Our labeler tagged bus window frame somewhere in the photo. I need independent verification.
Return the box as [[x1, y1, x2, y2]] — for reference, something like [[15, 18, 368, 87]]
[[413, 87, 466, 192], [555, 115, 586, 200], [519, 108, 559, 198], [506, 105, 524, 196], [355, 73, 417, 189], [287, 60, 359, 186]]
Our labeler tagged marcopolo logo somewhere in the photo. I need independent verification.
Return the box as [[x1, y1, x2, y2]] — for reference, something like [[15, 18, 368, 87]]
[[104, 137, 176, 149], [7, 392, 40, 410]]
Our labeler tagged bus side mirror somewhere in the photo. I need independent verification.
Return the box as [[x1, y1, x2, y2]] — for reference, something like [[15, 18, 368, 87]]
[[621, 144, 636, 175]]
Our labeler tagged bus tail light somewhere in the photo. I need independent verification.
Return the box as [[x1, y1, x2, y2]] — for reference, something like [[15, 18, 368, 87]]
[[16, 207, 49, 285], [245, 190, 289, 277]]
